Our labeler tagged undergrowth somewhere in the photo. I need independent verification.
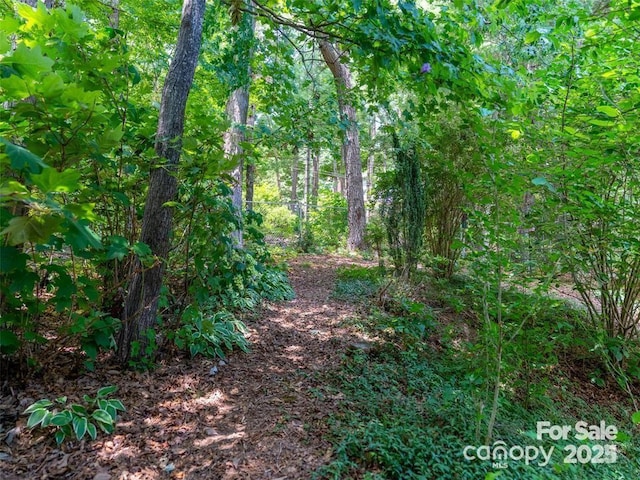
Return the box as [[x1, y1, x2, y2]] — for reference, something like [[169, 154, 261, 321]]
[[331, 266, 384, 303], [315, 267, 640, 479]]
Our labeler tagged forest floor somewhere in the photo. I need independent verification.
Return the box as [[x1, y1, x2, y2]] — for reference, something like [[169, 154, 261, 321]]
[[0, 254, 375, 480]]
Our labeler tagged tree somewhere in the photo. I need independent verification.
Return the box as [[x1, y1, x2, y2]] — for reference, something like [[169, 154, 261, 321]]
[[223, 5, 255, 246], [116, 0, 206, 364], [319, 39, 366, 251]]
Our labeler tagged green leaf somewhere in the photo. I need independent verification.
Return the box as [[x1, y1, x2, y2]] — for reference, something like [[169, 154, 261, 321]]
[[524, 31, 541, 44], [0, 74, 31, 99], [0, 180, 30, 202], [0, 246, 29, 273], [31, 168, 81, 194], [23, 399, 53, 414], [0, 32, 10, 54], [82, 342, 98, 360], [1, 43, 54, 77], [106, 405, 117, 421], [1, 215, 63, 245], [0, 138, 47, 173], [0, 330, 20, 355], [531, 177, 557, 193], [55, 429, 66, 445], [40, 410, 52, 427], [39, 73, 66, 99], [64, 219, 102, 250], [50, 412, 72, 426], [109, 399, 126, 412], [97, 385, 117, 398], [72, 415, 88, 440], [86, 422, 98, 440], [596, 105, 619, 117], [70, 404, 88, 416], [588, 118, 615, 127], [105, 236, 129, 261], [615, 431, 631, 442], [632, 411, 640, 424], [26, 409, 48, 428]]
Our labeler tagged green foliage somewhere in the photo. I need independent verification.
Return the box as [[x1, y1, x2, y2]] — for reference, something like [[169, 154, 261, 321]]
[[261, 205, 299, 237], [129, 328, 158, 371], [316, 347, 494, 479], [309, 190, 348, 248], [23, 386, 125, 445], [364, 215, 386, 268], [174, 308, 249, 359], [332, 266, 382, 303], [0, 1, 150, 369], [422, 110, 480, 278], [376, 137, 425, 278], [72, 312, 121, 371], [168, 178, 293, 359], [369, 301, 436, 349], [316, 305, 640, 480]]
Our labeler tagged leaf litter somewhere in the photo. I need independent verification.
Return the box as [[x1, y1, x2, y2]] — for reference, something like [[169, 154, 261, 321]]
[[0, 254, 374, 479]]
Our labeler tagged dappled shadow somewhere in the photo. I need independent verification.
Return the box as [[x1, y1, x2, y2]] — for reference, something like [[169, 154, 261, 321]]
[[0, 254, 375, 479]]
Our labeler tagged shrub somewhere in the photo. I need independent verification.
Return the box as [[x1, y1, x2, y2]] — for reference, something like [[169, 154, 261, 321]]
[[24, 386, 125, 445]]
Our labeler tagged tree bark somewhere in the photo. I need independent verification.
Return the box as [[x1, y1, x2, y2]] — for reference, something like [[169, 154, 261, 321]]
[[319, 39, 366, 251], [367, 118, 377, 203], [304, 145, 312, 220], [290, 148, 299, 213], [223, 6, 255, 247], [109, 0, 120, 29], [117, 0, 205, 364], [224, 85, 250, 246], [245, 105, 256, 211], [311, 148, 319, 207]]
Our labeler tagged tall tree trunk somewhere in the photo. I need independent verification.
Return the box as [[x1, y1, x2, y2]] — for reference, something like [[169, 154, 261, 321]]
[[311, 148, 319, 207], [332, 155, 339, 193], [275, 159, 282, 196], [223, 6, 255, 247], [109, 0, 120, 29], [319, 40, 366, 251], [367, 118, 377, 202], [224, 85, 249, 246], [290, 148, 299, 213], [117, 0, 205, 364], [304, 145, 312, 220], [245, 105, 256, 211]]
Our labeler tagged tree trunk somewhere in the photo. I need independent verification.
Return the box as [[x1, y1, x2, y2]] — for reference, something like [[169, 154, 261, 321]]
[[290, 148, 299, 213], [332, 155, 339, 193], [245, 105, 256, 211], [223, 6, 255, 247], [275, 159, 282, 196], [319, 39, 366, 251], [224, 86, 250, 246], [109, 0, 120, 28], [367, 118, 377, 202], [311, 148, 319, 208], [304, 146, 312, 220], [117, 0, 205, 365]]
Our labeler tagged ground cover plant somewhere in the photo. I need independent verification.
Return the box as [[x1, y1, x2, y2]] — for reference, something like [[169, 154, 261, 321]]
[[316, 267, 640, 479]]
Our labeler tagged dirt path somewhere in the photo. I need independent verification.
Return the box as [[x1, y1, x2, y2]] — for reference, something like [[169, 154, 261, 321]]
[[1, 254, 372, 479]]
